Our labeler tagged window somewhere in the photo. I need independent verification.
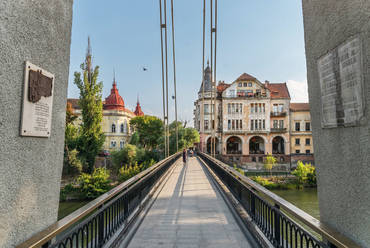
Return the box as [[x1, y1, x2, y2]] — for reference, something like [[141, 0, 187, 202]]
[[120, 140, 125, 149], [306, 150, 311, 154], [236, 120, 239, 129], [238, 83, 242, 87], [228, 104, 231, 113], [255, 120, 258, 130], [232, 120, 235, 129], [279, 104, 284, 113], [295, 122, 300, 131], [251, 120, 254, 130], [306, 138, 310, 145], [204, 104, 209, 114], [273, 120, 278, 129], [204, 120, 209, 130], [306, 122, 311, 131], [255, 104, 258, 113], [120, 124, 124, 133], [259, 157, 263, 162], [263, 120, 265, 130], [256, 89, 261, 96], [248, 82, 252, 87], [295, 138, 300, 145], [258, 104, 261, 112], [240, 120, 243, 130], [280, 157, 285, 162], [295, 150, 300, 154], [111, 140, 117, 148], [252, 157, 256, 162], [262, 104, 265, 112], [243, 83, 247, 87], [251, 104, 254, 113], [235, 103, 239, 113], [279, 120, 284, 129], [259, 120, 262, 130], [228, 120, 231, 130], [212, 120, 215, 129], [231, 103, 235, 113], [239, 103, 242, 113], [111, 123, 116, 133], [273, 104, 278, 113]]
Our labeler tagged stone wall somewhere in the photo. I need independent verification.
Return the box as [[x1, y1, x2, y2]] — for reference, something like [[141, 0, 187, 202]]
[[0, 1, 73, 247], [302, 1, 370, 246]]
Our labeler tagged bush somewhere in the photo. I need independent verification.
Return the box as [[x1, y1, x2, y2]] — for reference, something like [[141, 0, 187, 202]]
[[63, 149, 84, 175], [233, 164, 244, 176], [292, 161, 316, 186], [77, 167, 112, 199]]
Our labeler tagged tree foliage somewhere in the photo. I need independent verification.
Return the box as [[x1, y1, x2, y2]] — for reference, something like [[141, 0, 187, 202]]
[[292, 161, 316, 185], [264, 153, 277, 177], [159, 121, 200, 155], [74, 37, 105, 172], [66, 102, 78, 125], [77, 168, 111, 199], [130, 116, 163, 149]]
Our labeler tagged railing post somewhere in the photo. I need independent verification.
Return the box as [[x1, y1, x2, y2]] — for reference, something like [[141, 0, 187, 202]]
[[274, 204, 281, 247], [41, 240, 50, 248], [251, 188, 256, 219], [98, 206, 104, 248]]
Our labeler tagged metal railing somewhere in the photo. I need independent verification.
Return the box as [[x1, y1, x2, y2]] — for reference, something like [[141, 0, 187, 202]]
[[17, 153, 181, 248], [198, 152, 360, 248]]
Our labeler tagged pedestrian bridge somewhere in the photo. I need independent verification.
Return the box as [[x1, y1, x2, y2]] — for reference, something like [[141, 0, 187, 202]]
[[17, 153, 359, 248]]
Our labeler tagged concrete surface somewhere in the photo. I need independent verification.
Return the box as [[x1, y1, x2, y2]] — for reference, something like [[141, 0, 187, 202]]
[[0, 1, 73, 247], [302, 1, 370, 247], [127, 156, 252, 248]]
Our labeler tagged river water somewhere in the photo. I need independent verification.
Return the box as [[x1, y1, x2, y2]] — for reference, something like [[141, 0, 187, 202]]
[[270, 187, 320, 220]]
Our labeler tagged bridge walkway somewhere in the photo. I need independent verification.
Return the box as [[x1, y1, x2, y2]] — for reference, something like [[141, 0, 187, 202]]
[[126, 155, 254, 248]]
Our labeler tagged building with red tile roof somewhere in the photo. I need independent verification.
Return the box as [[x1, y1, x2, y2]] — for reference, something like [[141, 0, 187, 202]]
[[194, 68, 313, 168], [67, 74, 144, 151]]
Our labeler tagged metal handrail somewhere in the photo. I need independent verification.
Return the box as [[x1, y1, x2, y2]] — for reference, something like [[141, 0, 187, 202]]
[[198, 152, 361, 248], [16, 153, 180, 248]]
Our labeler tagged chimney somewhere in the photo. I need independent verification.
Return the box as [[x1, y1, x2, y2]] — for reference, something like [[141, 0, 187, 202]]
[[265, 80, 269, 86]]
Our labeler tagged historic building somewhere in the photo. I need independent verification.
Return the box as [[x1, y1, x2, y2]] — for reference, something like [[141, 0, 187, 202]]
[[68, 76, 145, 151], [194, 66, 313, 169]]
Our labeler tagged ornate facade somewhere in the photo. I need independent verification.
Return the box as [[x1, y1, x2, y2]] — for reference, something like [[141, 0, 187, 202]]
[[68, 77, 145, 151], [194, 67, 313, 169]]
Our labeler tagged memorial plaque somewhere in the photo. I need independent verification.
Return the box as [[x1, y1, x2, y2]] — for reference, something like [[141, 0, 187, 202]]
[[20, 61, 54, 137], [317, 34, 364, 128]]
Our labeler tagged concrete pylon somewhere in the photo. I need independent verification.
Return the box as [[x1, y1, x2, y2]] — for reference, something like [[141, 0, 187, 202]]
[[302, 1, 370, 246], [0, 1, 73, 247]]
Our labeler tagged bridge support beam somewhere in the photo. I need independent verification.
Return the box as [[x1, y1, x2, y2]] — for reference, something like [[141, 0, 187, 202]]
[[0, 1, 73, 247], [302, 1, 370, 247]]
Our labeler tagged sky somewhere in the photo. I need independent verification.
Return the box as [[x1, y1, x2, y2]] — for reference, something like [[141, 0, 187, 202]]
[[68, 1, 308, 127]]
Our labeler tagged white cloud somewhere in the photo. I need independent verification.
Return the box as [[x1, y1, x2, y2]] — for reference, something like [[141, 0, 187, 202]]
[[286, 79, 309, 103]]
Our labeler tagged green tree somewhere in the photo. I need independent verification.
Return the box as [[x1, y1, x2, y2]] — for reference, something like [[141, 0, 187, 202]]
[[77, 167, 111, 199], [74, 37, 105, 172], [129, 131, 140, 146], [111, 144, 138, 171], [264, 153, 277, 177], [130, 116, 163, 149], [160, 121, 200, 155], [63, 148, 83, 175], [292, 161, 316, 185]]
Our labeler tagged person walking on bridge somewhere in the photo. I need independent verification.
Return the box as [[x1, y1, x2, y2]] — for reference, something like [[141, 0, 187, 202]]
[[182, 148, 187, 165]]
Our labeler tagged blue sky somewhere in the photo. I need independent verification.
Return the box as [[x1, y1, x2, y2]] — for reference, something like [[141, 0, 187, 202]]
[[68, 1, 308, 126]]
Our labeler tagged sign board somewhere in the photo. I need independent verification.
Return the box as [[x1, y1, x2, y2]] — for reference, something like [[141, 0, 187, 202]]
[[317, 34, 364, 128], [20, 61, 54, 137]]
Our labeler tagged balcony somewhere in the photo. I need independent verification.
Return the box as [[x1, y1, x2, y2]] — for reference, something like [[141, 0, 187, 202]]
[[270, 111, 286, 117], [270, 128, 287, 133], [227, 92, 267, 98]]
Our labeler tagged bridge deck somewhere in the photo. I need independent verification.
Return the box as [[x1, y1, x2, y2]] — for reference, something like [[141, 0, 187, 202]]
[[127, 155, 253, 248]]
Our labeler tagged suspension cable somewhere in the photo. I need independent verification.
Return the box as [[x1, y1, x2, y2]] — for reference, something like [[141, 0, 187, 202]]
[[171, 0, 178, 153], [202, 0, 206, 153], [159, 0, 168, 158], [213, 0, 217, 158]]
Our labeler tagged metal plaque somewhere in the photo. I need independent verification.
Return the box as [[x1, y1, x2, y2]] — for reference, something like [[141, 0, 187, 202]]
[[20, 61, 54, 137], [317, 34, 364, 128]]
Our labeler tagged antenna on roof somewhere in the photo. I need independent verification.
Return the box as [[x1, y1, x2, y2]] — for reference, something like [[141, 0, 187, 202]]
[[113, 68, 116, 86]]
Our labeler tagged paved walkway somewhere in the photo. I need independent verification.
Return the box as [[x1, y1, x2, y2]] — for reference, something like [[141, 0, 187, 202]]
[[127, 155, 253, 248]]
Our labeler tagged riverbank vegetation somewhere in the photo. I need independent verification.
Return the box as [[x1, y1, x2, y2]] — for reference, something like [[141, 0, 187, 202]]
[[235, 161, 317, 190]]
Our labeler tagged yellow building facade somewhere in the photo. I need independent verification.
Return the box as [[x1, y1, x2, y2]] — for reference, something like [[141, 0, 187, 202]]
[[68, 78, 144, 152]]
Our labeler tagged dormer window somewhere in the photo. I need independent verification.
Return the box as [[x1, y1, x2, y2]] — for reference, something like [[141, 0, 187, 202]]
[[248, 82, 252, 87], [274, 92, 279, 95], [238, 83, 242, 87], [243, 83, 247, 87]]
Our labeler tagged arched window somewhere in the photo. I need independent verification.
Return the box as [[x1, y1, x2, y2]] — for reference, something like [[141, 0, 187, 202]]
[[111, 123, 116, 133], [120, 124, 124, 133], [111, 140, 116, 148], [120, 140, 125, 149]]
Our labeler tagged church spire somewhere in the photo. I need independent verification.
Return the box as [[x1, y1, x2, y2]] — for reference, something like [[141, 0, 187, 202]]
[[113, 67, 116, 86]]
